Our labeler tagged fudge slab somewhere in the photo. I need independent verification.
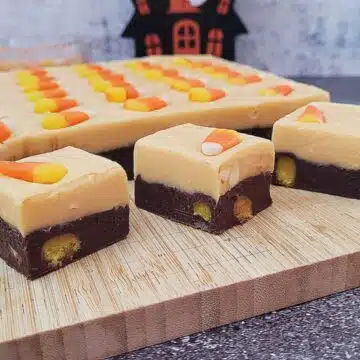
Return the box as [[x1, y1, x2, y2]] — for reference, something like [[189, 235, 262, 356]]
[[0, 55, 329, 180], [0, 146, 129, 279], [272, 102, 360, 199], [134, 123, 274, 234]]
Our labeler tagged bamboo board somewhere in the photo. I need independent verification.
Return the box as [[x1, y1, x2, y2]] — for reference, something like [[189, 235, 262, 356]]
[[1, 183, 360, 360]]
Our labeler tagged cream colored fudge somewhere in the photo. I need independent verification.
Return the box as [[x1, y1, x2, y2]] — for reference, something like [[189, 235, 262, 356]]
[[134, 124, 274, 234], [0, 146, 129, 279], [0, 55, 329, 180], [272, 102, 360, 199]]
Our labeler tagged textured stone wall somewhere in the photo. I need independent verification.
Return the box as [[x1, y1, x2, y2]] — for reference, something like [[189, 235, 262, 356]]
[[1, 0, 359, 75]]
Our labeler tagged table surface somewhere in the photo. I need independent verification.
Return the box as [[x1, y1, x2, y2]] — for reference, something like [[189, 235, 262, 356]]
[[111, 77, 360, 360]]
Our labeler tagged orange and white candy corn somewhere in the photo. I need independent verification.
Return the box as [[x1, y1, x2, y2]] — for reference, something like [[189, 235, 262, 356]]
[[259, 84, 294, 96], [201, 129, 242, 156], [17, 74, 54, 86], [23, 80, 59, 93], [124, 96, 167, 112], [189, 87, 226, 102], [105, 85, 140, 103], [42, 111, 90, 130], [297, 105, 326, 124], [34, 98, 78, 114], [0, 161, 67, 184], [0, 119, 12, 143], [189, 60, 212, 69], [228, 74, 262, 85], [203, 65, 231, 74], [27, 88, 68, 102], [171, 78, 205, 92]]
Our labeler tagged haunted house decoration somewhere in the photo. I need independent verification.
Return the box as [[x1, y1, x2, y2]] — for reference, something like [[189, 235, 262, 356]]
[[122, 0, 248, 61]]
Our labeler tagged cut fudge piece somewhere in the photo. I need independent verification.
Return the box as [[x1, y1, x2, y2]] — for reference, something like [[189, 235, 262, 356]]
[[134, 124, 274, 234], [0, 146, 129, 279], [272, 102, 360, 199]]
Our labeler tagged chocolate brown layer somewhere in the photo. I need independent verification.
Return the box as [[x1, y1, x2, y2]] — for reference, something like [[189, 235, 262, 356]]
[[0, 206, 129, 279], [98, 128, 272, 181], [274, 152, 360, 199], [240, 127, 273, 140], [135, 173, 272, 234], [99, 145, 134, 180]]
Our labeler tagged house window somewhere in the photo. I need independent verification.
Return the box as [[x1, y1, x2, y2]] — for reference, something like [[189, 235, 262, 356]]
[[217, 0, 230, 15], [173, 20, 200, 54], [206, 29, 224, 57], [136, 0, 150, 15], [145, 34, 162, 55]]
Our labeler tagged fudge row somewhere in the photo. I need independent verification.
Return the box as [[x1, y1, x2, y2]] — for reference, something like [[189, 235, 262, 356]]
[[0, 122, 274, 279], [1, 101, 358, 280], [0, 55, 330, 179]]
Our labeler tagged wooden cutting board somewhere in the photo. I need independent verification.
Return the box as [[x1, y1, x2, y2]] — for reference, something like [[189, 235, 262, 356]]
[[1, 184, 360, 360]]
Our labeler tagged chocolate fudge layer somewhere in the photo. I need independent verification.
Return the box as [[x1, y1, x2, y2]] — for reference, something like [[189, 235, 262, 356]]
[[274, 153, 360, 199], [136, 174, 271, 234], [0, 206, 129, 279], [99, 145, 135, 179]]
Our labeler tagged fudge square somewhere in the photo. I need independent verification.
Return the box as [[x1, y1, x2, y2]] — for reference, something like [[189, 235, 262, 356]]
[[0, 146, 129, 279], [272, 102, 360, 199], [134, 124, 274, 234]]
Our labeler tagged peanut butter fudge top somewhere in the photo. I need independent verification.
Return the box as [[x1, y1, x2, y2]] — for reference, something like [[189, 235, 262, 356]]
[[0, 146, 128, 236], [272, 102, 360, 170], [134, 123, 274, 200], [0, 55, 328, 161]]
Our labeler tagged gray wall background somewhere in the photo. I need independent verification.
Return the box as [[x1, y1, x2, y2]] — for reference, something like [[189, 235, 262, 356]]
[[1, 0, 358, 75]]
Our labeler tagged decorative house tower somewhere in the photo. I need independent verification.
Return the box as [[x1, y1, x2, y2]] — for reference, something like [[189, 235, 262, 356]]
[[122, 0, 248, 61]]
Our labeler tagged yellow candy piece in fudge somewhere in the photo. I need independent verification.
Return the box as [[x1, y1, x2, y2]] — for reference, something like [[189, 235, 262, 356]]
[[193, 202, 212, 222], [17, 74, 39, 86], [42, 111, 90, 130], [27, 91, 43, 102], [42, 233, 81, 267], [34, 98, 58, 113], [297, 105, 326, 124], [0, 161, 67, 184], [105, 87, 127, 103], [276, 156, 296, 187], [173, 57, 191, 66], [91, 78, 111, 93], [143, 69, 163, 80], [73, 64, 96, 77], [234, 196, 253, 222], [33, 163, 68, 184], [189, 87, 226, 102]]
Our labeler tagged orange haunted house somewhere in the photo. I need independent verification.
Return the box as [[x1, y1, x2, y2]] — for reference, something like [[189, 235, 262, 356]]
[[122, 0, 247, 60]]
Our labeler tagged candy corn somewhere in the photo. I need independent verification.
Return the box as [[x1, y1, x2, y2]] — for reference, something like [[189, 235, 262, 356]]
[[189, 61, 212, 69], [90, 78, 112, 93], [202, 65, 230, 74], [201, 129, 242, 156], [16, 73, 54, 86], [259, 84, 294, 96], [73, 64, 101, 77], [0, 161, 68, 184], [34, 98, 78, 114], [23, 80, 59, 93], [105, 85, 139, 103], [188, 87, 226, 102], [171, 78, 205, 92], [173, 57, 192, 66], [143, 69, 164, 80], [124, 96, 167, 112], [228, 74, 262, 85], [17, 67, 48, 79], [0, 120, 12, 143], [27, 89, 68, 102], [42, 111, 90, 130], [297, 105, 326, 124]]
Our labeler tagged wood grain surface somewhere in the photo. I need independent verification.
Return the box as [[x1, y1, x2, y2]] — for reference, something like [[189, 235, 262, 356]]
[[1, 183, 360, 359]]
